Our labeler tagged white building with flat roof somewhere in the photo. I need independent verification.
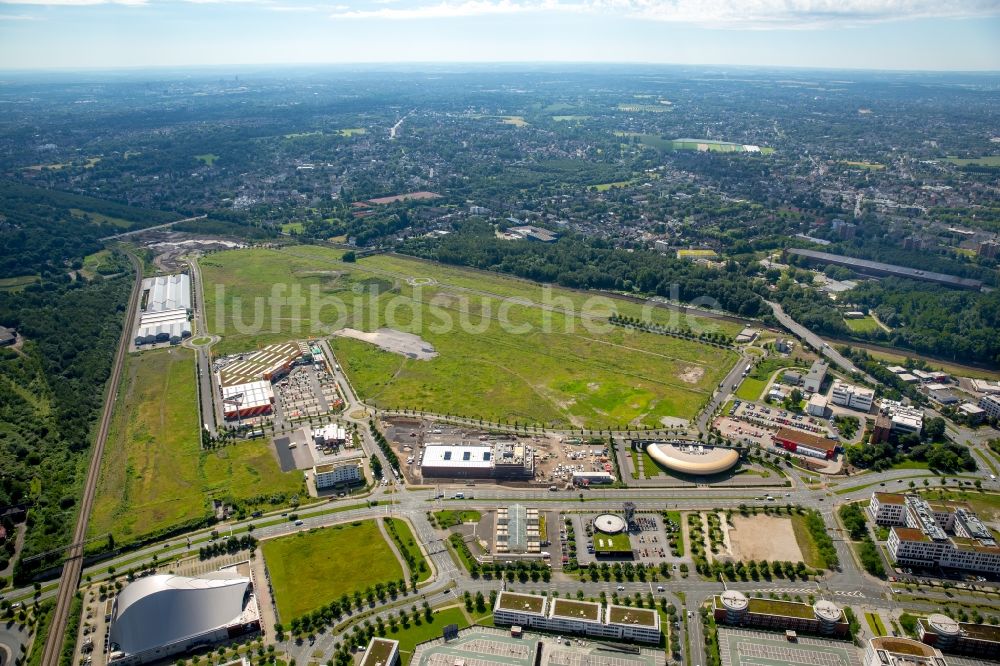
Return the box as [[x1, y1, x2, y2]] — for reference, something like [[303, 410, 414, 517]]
[[979, 394, 1000, 420], [879, 400, 923, 434], [803, 360, 828, 393], [420, 445, 493, 478], [863, 637, 948, 666], [870, 493, 1000, 575], [314, 461, 361, 489], [831, 381, 874, 412], [492, 592, 659, 643]]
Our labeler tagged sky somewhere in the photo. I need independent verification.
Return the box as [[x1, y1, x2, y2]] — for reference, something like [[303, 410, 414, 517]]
[[0, 0, 998, 71]]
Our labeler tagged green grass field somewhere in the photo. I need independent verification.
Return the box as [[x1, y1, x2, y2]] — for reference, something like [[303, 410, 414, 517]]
[[389, 606, 471, 665], [89, 348, 300, 543], [592, 180, 635, 191], [200, 246, 738, 429], [0, 275, 39, 292], [262, 521, 404, 621], [845, 316, 881, 333], [501, 116, 528, 127], [195, 153, 219, 166], [434, 510, 482, 528], [594, 531, 632, 553], [641, 449, 663, 477], [281, 222, 304, 234], [945, 155, 1000, 167], [735, 358, 797, 401], [70, 208, 133, 228], [841, 161, 885, 170]]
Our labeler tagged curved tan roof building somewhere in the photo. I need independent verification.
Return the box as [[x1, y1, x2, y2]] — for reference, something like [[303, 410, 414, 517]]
[[645, 442, 739, 476]]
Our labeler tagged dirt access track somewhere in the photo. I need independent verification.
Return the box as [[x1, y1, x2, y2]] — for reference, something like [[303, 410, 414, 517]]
[[333, 327, 438, 360]]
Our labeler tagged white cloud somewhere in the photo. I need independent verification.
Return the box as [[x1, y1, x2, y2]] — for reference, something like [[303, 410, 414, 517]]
[[0, 0, 145, 5], [330, 0, 555, 19], [329, 0, 1000, 27]]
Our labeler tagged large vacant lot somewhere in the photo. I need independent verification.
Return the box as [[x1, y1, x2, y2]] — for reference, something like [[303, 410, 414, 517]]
[[200, 246, 738, 429], [262, 521, 404, 620], [89, 348, 301, 544], [728, 514, 805, 563]]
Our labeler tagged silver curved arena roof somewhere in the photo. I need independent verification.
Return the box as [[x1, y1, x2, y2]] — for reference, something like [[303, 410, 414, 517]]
[[110, 572, 251, 657]]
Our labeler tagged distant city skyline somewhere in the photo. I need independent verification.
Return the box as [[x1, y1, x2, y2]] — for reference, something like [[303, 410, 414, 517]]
[[0, 0, 998, 71]]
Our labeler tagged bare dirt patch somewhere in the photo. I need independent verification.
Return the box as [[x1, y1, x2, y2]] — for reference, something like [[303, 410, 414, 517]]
[[678, 366, 705, 384], [728, 514, 804, 562], [332, 327, 438, 360]]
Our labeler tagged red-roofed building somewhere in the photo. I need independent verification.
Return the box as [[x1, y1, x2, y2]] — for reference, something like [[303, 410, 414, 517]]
[[772, 428, 837, 460]]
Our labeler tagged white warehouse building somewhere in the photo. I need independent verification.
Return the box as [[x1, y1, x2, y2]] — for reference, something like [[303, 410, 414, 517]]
[[135, 274, 192, 346]]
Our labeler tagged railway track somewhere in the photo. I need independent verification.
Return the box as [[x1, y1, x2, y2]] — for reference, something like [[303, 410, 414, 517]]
[[39, 252, 142, 666]]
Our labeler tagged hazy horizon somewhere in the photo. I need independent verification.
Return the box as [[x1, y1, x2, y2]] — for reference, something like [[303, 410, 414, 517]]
[[1, 1, 999, 72]]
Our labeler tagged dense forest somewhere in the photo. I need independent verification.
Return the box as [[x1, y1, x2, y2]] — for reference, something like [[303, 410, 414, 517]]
[[0, 276, 131, 580], [0, 181, 177, 279], [848, 279, 1000, 365], [0, 182, 146, 580]]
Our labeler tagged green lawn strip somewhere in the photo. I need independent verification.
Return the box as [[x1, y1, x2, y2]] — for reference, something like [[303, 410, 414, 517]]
[[447, 533, 477, 572], [262, 521, 404, 621], [665, 511, 684, 554], [642, 449, 663, 477], [790, 513, 825, 568], [386, 606, 470, 665], [384, 517, 433, 583], [865, 611, 887, 636]]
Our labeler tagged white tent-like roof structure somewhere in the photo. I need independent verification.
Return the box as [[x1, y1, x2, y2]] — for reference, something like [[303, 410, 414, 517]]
[[110, 572, 252, 658], [645, 442, 739, 476]]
